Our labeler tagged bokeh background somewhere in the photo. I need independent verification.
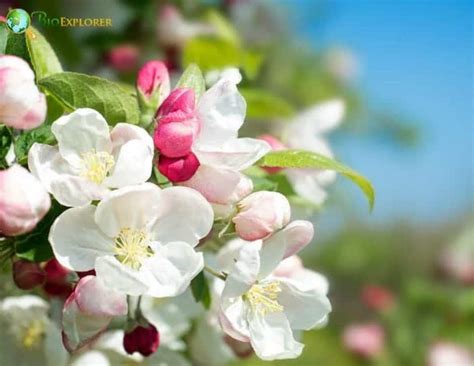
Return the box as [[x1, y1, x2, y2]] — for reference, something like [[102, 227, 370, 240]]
[[1, 0, 472, 365]]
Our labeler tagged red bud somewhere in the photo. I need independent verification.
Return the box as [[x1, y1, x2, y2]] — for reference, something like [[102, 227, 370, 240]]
[[123, 324, 160, 357], [12, 260, 45, 290]]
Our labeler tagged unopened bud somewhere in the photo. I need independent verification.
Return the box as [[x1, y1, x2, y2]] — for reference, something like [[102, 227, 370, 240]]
[[136, 60, 170, 113], [123, 323, 160, 357], [158, 153, 200, 183], [12, 260, 45, 290]]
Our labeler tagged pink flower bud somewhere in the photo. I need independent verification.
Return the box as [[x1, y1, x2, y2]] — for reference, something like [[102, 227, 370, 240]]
[[12, 260, 45, 290], [154, 88, 199, 157], [233, 191, 291, 241], [258, 134, 287, 174], [427, 342, 474, 366], [158, 153, 200, 183], [0, 165, 51, 236], [343, 323, 384, 359], [107, 44, 139, 73], [123, 323, 160, 357], [0, 55, 47, 130], [361, 285, 395, 312], [136, 60, 170, 104]]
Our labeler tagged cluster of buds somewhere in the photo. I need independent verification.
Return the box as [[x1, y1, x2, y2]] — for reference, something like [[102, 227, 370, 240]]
[[154, 88, 201, 182]]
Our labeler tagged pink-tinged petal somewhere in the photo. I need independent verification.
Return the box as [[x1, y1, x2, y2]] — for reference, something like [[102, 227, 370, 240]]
[[157, 88, 195, 117], [158, 153, 200, 183], [281, 220, 314, 258], [0, 164, 51, 236], [180, 165, 252, 205], [136, 60, 170, 100], [62, 290, 115, 353], [154, 117, 200, 158], [272, 256, 304, 278], [233, 191, 291, 241], [342, 323, 385, 359], [219, 298, 250, 343], [74, 276, 127, 317]]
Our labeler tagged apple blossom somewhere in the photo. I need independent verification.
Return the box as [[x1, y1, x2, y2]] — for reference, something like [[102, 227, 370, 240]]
[[136, 60, 170, 111], [0, 164, 51, 236], [218, 224, 330, 360], [342, 323, 385, 359], [62, 275, 127, 352], [427, 342, 474, 366], [107, 44, 139, 73], [49, 183, 213, 297], [180, 70, 270, 203], [0, 295, 68, 366], [233, 191, 291, 241], [28, 108, 154, 207], [361, 285, 395, 311], [0, 55, 47, 130]]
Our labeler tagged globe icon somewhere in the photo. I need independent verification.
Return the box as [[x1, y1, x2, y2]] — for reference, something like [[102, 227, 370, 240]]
[[6, 9, 30, 34]]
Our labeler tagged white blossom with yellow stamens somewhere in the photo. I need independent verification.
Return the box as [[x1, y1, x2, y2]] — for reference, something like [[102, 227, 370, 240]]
[[28, 108, 154, 207]]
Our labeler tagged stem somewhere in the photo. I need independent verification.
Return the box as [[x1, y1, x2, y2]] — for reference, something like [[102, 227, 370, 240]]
[[204, 265, 227, 281]]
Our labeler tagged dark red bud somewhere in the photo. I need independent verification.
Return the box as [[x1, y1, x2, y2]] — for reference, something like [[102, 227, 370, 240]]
[[123, 324, 160, 357], [44, 258, 71, 282], [12, 260, 45, 290], [158, 153, 200, 182]]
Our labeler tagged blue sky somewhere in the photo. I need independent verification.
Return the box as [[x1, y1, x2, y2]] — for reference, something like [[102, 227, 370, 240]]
[[286, 0, 473, 224]]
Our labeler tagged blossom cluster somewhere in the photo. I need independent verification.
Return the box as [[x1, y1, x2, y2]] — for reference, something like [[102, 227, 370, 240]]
[[0, 54, 351, 365]]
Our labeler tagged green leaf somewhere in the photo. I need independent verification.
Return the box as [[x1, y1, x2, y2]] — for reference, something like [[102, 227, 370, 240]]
[[39, 72, 140, 125], [0, 23, 8, 54], [25, 27, 62, 79], [190, 271, 211, 310], [240, 88, 294, 119], [175, 63, 206, 100], [15, 201, 67, 262], [183, 37, 240, 73], [0, 125, 13, 169], [257, 150, 375, 210], [14, 124, 55, 166], [5, 32, 30, 61], [248, 175, 278, 192], [241, 50, 263, 80], [205, 10, 240, 46]]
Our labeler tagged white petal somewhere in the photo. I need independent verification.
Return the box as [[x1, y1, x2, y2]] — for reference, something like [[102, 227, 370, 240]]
[[290, 269, 329, 294], [219, 297, 250, 342], [74, 276, 127, 316], [95, 255, 149, 296], [286, 169, 330, 206], [217, 237, 256, 273], [94, 183, 161, 237], [62, 294, 111, 353], [180, 165, 252, 205], [195, 78, 246, 147], [69, 351, 111, 366], [151, 186, 213, 246], [142, 241, 204, 297], [28, 143, 107, 207], [248, 311, 303, 360], [223, 243, 261, 299], [259, 221, 314, 279], [287, 99, 345, 137], [51, 109, 112, 166], [49, 206, 113, 271], [194, 138, 271, 171], [277, 278, 331, 331], [104, 124, 154, 188]]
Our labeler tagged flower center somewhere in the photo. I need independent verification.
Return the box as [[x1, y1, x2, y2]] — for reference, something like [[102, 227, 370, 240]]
[[244, 281, 283, 316], [21, 320, 45, 350], [114, 228, 152, 270], [80, 149, 115, 184]]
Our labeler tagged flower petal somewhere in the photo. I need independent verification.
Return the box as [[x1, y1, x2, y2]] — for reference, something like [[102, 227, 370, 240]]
[[219, 297, 250, 342], [151, 186, 213, 246], [74, 276, 127, 316], [194, 138, 270, 171], [195, 78, 246, 148], [141, 241, 204, 297], [94, 183, 162, 237], [277, 278, 331, 331], [28, 143, 107, 207], [180, 165, 252, 205], [49, 206, 113, 271], [51, 109, 112, 166], [104, 124, 154, 188], [248, 311, 303, 360], [95, 255, 149, 296]]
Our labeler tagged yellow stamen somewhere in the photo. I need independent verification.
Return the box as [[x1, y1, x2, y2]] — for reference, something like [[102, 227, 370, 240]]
[[114, 228, 152, 270], [80, 149, 115, 184], [21, 320, 44, 350], [244, 281, 284, 316]]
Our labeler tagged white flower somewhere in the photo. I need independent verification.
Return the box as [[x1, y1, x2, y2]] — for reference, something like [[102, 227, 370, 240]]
[[0, 295, 68, 366], [181, 70, 270, 205], [28, 108, 154, 207], [49, 183, 213, 296], [218, 222, 331, 360], [283, 100, 345, 205]]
